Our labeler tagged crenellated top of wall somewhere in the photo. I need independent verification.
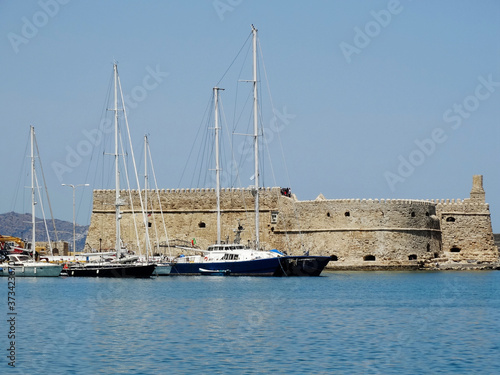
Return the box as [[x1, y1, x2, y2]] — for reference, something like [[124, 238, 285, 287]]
[[92, 187, 279, 194], [92, 186, 284, 212], [304, 197, 435, 206]]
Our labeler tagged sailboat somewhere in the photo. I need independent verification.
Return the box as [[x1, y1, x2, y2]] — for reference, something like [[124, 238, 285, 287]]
[[0, 126, 63, 277], [65, 64, 155, 278], [143, 134, 172, 276], [169, 26, 331, 276]]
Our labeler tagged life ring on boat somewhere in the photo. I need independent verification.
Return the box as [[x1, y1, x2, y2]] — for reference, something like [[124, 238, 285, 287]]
[[204, 256, 208, 261], [63, 263, 68, 269]]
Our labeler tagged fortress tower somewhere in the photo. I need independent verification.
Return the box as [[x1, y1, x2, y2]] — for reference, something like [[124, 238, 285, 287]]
[[436, 175, 498, 263]]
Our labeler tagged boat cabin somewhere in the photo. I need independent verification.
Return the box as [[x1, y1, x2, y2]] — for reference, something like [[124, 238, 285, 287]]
[[7, 254, 32, 264], [207, 244, 246, 252]]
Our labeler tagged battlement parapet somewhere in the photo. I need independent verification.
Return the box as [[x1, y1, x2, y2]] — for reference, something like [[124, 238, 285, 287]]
[[299, 198, 434, 206]]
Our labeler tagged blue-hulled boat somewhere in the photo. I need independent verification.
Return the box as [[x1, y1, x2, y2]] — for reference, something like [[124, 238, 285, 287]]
[[168, 26, 330, 277], [169, 243, 283, 276]]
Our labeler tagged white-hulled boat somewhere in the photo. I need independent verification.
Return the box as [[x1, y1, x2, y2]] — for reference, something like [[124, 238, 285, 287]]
[[0, 254, 63, 277], [0, 126, 63, 277]]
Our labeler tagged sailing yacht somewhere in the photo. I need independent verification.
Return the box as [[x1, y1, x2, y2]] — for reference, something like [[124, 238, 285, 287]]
[[169, 26, 331, 276], [0, 126, 63, 277], [65, 64, 155, 278]]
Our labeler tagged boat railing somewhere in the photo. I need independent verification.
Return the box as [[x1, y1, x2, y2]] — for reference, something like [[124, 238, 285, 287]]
[[160, 239, 200, 249]]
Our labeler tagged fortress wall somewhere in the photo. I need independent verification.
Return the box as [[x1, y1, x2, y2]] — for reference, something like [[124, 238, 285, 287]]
[[85, 175, 498, 267], [87, 188, 442, 265], [88, 187, 283, 253], [272, 198, 441, 264]]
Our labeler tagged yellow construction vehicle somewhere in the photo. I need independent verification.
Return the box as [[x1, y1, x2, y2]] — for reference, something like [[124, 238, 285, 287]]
[[0, 235, 25, 250]]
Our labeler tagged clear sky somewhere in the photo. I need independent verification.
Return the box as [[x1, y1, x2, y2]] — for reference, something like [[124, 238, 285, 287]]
[[1, 0, 500, 231]]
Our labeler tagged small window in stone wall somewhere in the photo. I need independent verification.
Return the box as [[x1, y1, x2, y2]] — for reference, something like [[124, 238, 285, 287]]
[[271, 211, 278, 224], [408, 254, 417, 260], [198, 222, 206, 228], [446, 217, 456, 222], [148, 222, 152, 228], [411, 212, 415, 217], [326, 212, 330, 217], [345, 211, 350, 217], [363, 255, 376, 261], [330, 255, 338, 261], [450, 247, 461, 253], [427, 243, 431, 252], [425, 212, 430, 217]]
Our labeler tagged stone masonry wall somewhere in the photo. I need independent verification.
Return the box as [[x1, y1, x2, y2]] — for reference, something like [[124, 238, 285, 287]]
[[435, 175, 498, 263], [86, 175, 499, 268]]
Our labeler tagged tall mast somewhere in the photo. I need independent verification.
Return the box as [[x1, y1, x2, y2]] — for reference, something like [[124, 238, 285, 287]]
[[144, 134, 150, 258], [214, 87, 224, 244], [30, 125, 36, 257], [113, 63, 121, 256], [251, 24, 259, 249]]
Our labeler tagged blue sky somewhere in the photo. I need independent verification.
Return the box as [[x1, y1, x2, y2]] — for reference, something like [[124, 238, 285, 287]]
[[1, 0, 500, 231]]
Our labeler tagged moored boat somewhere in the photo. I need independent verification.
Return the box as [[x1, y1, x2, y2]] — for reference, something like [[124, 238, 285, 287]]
[[0, 254, 63, 277], [0, 126, 63, 278], [276, 255, 333, 276], [63, 63, 157, 278], [64, 262, 155, 278], [169, 243, 282, 276], [169, 26, 330, 277]]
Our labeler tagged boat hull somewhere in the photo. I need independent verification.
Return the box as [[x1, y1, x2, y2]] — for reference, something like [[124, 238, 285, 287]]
[[170, 257, 281, 276], [0, 264, 63, 277], [154, 264, 172, 276], [276, 256, 331, 276], [65, 264, 156, 278]]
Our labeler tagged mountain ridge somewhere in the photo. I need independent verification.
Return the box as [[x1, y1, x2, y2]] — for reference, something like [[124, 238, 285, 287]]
[[0, 211, 88, 251]]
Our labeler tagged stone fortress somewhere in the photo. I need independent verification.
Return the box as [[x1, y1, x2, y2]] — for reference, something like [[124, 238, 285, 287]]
[[86, 175, 499, 270]]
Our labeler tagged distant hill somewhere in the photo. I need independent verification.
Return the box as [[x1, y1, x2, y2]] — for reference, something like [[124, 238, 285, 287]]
[[0, 211, 88, 251]]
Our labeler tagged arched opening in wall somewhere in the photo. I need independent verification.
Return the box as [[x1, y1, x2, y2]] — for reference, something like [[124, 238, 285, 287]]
[[363, 255, 376, 261], [345, 211, 350, 217], [411, 212, 415, 217], [148, 222, 152, 228], [450, 247, 461, 253], [330, 255, 338, 261], [425, 212, 430, 217], [408, 254, 417, 260], [198, 222, 206, 228], [427, 243, 431, 252], [434, 252, 439, 258], [446, 217, 456, 222], [326, 212, 330, 217], [53, 248, 59, 256]]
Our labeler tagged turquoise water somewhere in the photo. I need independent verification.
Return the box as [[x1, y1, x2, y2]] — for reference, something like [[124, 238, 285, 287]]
[[2, 271, 500, 374]]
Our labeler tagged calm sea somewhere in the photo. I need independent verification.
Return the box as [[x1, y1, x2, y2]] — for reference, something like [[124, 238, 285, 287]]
[[2, 271, 500, 374]]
